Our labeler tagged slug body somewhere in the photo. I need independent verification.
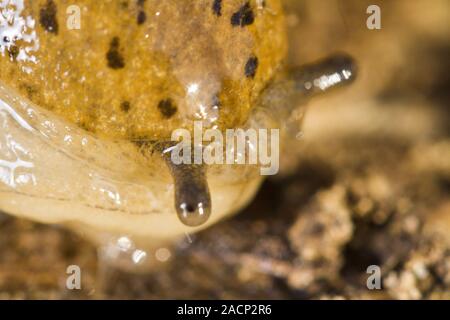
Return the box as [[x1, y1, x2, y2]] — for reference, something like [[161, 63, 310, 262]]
[[0, 1, 356, 249]]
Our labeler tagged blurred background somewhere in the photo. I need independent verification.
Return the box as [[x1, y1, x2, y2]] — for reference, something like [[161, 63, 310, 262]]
[[0, 0, 448, 299]]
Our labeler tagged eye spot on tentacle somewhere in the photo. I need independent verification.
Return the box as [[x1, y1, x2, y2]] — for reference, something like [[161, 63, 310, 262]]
[[120, 101, 131, 112], [212, 0, 222, 16], [245, 56, 258, 78], [106, 37, 125, 69], [231, 2, 254, 27], [40, 0, 58, 34], [157, 99, 177, 118]]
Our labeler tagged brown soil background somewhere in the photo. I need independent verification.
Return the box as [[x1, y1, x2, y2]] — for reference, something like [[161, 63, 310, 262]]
[[0, 0, 448, 299]]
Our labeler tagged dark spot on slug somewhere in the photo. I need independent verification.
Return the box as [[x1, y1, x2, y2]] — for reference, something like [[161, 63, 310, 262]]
[[231, 2, 254, 27], [110, 37, 120, 48], [106, 37, 125, 69], [20, 83, 37, 99], [120, 101, 131, 112], [158, 99, 177, 118], [136, 0, 147, 24], [245, 56, 258, 78], [212, 0, 222, 16], [137, 10, 147, 24], [39, 0, 58, 34], [78, 121, 94, 132], [7, 45, 19, 60]]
